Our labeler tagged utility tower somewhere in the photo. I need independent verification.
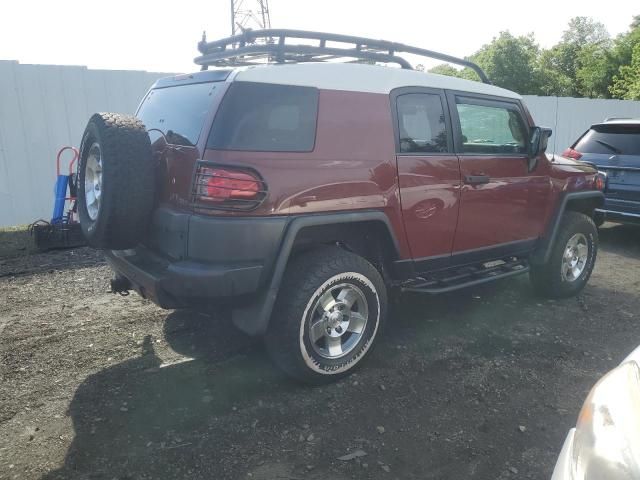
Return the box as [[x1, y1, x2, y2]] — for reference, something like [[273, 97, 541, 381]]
[[230, 0, 271, 35]]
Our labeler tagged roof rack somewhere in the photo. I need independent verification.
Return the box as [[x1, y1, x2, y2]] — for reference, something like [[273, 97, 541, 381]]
[[195, 29, 490, 84]]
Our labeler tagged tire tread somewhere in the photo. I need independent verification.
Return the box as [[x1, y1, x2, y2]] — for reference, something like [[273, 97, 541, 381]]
[[78, 112, 154, 249], [265, 247, 386, 384], [530, 211, 598, 298]]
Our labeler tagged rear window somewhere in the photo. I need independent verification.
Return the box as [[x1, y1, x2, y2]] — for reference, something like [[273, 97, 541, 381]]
[[207, 82, 319, 152], [396, 93, 450, 153], [575, 124, 640, 156], [137, 82, 219, 147]]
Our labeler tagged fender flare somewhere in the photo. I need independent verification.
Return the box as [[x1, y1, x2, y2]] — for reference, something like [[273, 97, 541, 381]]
[[232, 211, 401, 336], [532, 191, 604, 265]]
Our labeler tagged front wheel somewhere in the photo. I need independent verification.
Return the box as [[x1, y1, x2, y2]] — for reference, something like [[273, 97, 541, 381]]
[[530, 211, 598, 298], [265, 247, 387, 384], [593, 211, 605, 228]]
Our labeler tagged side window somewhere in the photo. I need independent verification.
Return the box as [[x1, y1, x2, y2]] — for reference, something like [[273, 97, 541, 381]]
[[396, 93, 449, 154], [208, 82, 319, 152], [455, 100, 528, 154]]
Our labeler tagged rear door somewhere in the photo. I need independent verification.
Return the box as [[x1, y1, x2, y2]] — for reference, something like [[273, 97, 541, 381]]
[[447, 93, 550, 256], [393, 88, 461, 270], [573, 123, 640, 205], [136, 78, 226, 210]]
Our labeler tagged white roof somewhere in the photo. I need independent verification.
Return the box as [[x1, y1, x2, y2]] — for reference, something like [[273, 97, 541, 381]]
[[600, 118, 640, 125], [232, 62, 521, 99]]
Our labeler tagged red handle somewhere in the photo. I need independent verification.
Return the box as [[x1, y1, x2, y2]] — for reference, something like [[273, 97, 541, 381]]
[[56, 146, 79, 176]]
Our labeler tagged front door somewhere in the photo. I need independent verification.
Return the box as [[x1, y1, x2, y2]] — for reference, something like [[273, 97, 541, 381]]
[[394, 89, 461, 270], [448, 94, 550, 256]]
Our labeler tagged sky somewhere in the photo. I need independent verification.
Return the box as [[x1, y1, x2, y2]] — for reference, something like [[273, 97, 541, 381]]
[[0, 0, 637, 73]]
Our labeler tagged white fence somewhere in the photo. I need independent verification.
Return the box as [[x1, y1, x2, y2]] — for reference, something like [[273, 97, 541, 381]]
[[0, 61, 169, 227], [1, 61, 639, 227], [522, 95, 640, 154]]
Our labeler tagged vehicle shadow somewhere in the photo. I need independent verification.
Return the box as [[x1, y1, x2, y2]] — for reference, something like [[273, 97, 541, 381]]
[[40, 273, 609, 480], [599, 223, 640, 259], [41, 310, 296, 480]]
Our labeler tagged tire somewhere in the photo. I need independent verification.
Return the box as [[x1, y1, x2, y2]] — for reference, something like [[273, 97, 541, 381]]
[[77, 113, 154, 250], [265, 247, 387, 384], [593, 211, 605, 228], [530, 211, 598, 298]]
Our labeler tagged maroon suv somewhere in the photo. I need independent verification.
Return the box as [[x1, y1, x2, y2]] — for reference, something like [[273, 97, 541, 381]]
[[76, 31, 604, 383]]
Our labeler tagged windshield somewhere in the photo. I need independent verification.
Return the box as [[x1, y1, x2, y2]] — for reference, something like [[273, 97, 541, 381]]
[[137, 82, 220, 147]]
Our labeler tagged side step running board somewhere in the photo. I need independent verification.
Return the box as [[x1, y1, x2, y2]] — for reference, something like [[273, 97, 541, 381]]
[[401, 258, 529, 294]]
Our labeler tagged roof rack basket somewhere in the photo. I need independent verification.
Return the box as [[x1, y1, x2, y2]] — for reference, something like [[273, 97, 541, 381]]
[[195, 29, 490, 84]]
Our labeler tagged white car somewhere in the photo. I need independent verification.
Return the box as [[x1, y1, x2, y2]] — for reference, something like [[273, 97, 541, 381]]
[[552, 346, 640, 479]]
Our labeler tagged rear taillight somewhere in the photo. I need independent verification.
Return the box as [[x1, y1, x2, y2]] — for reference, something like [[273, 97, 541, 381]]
[[562, 148, 583, 160], [204, 168, 259, 200], [192, 163, 267, 211]]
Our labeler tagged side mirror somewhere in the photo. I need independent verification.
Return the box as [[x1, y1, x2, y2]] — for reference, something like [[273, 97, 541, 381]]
[[528, 126, 552, 172]]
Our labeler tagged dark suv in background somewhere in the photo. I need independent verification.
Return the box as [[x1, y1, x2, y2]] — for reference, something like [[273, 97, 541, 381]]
[[564, 119, 640, 226]]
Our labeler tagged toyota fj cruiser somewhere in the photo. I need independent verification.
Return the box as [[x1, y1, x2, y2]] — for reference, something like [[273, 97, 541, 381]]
[[77, 30, 605, 383]]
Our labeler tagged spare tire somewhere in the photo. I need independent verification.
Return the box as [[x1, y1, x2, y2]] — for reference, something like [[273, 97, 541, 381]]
[[77, 113, 154, 250]]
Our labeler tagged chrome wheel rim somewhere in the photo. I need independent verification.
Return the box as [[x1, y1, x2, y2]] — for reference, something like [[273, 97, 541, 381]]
[[84, 142, 103, 221], [561, 233, 589, 282], [308, 283, 369, 359]]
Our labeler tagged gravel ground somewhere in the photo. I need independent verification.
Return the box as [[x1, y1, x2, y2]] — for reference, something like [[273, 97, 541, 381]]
[[1, 223, 639, 480]]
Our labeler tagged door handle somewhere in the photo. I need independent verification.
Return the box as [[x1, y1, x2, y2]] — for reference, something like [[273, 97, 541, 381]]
[[464, 174, 490, 185]]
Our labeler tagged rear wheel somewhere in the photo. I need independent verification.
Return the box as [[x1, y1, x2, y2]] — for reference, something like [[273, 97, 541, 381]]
[[530, 211, 598, 298], [265, 247, 387, 384]]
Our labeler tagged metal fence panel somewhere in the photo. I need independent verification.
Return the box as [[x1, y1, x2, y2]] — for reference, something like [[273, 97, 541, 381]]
[[0, 61, 168, 227], [523, 95, 640, 154]]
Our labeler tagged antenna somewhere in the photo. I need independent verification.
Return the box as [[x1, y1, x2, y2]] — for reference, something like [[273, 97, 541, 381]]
[[231, 0, 271, 35]]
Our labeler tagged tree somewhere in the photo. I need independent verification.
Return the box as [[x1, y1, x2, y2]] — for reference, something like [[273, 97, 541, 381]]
[[468, 32, 544, 94], [428, 64, 464, 78], [610, 43, 640, 99], [544, 17, 611, 97], [426, 15, 639, 100], [611, 20, 640, 67], [562, 16, 610, 47], [429, 32, 544, 93], [537, 49, 574, 96], [575, 45, 618, 98], [608, 19, 640, 98]]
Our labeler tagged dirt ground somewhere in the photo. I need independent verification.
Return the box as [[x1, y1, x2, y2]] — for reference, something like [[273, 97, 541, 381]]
[[1, 223, 639, 480]]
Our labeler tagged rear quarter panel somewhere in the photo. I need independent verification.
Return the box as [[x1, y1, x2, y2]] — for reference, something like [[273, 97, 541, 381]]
[[201, 88, 411, 258]]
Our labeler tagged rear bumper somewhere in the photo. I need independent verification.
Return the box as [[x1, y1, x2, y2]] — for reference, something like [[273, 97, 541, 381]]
[[106, 207, 287, 309], [105, 248, 264, 308], [597, 197, 640, 225]]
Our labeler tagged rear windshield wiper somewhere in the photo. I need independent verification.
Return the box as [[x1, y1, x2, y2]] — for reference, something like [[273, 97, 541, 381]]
[[595, 139, 623, 154]]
